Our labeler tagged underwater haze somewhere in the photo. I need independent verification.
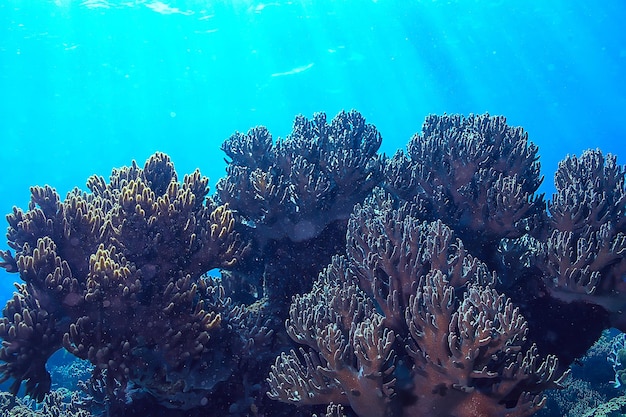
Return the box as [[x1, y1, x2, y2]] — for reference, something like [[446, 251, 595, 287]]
[[0, 0, 626, 415], [2, 1, 625, 221]]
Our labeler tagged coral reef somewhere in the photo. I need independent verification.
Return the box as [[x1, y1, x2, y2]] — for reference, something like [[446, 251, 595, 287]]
[[268, 113, 624, 416], [0, 153, 268, 410], [216, 110, 383, 313], [383, 114, 615, 364], [217, 110, 383, 244], [384, 113, 546, 262], [0, 389, 92, 417], [537, 329, 618, 417], [540, 150, 626, 330], [0, 111, 624, 417], [268, 192, 565, 417], [610, 333, 626, 389], [582, 395, 626, 417]]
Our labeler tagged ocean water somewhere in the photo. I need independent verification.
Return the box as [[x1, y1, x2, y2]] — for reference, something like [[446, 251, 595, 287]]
[[0, 0, 625, 415]]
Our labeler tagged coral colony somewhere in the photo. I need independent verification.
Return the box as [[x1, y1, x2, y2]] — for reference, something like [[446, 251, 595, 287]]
[[0, 111, 624, 417]]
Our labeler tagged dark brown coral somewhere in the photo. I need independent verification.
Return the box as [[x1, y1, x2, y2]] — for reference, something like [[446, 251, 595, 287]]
[[216, 110, 384, 316], [385, 113, 546, 263], [541, 149, 626, 330], [217, 110, 383, 244], [0, 153, 264, 409], [1, 112, 624, 417]]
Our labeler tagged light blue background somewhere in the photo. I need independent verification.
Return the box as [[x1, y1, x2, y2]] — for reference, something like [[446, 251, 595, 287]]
[[1, 0, 625, 297]]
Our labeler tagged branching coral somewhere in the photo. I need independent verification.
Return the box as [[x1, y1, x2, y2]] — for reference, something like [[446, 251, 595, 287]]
[[540, 149, 626, 330], [1, 112, 624, 417], [383, 114, 619, 365], [217, 110, 383, 244], [346, 193, 494, 330], [0, 153, 268, 409], [216, 110, 384, 315], [267, 255, 396, 417], [0, 389, 92, 417], [268, 192, 566, 417], [385, 113, 546, 262]]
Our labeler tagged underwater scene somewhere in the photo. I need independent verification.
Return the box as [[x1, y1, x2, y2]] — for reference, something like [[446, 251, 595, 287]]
[[1, 0, 626, 416]]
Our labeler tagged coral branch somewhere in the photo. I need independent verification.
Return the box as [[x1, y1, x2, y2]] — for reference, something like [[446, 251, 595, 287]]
[[270, 189, 564, 416], [217, 110, 383, 243], [541, 150, 626, 329], [384, 113, 545, 261], [0, 153, 257, 408]]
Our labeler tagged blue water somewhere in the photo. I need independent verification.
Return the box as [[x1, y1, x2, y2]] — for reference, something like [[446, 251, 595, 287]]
[[0, 0, 625, 410]]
